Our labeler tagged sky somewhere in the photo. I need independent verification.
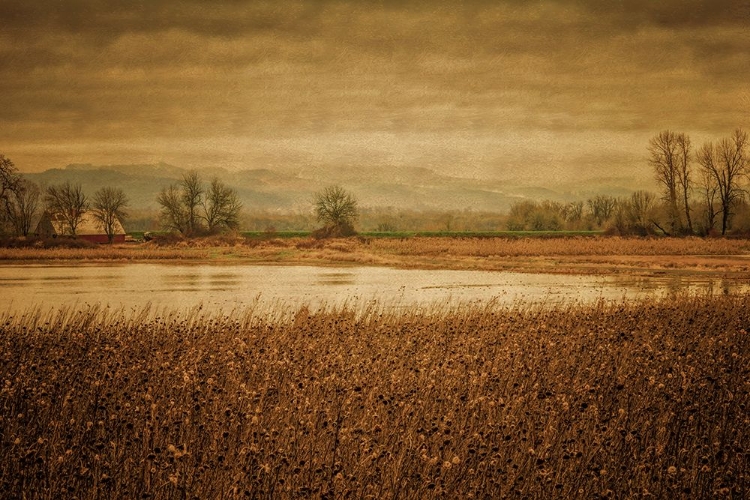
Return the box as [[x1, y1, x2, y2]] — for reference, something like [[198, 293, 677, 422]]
[[1, 0, 749, 188]]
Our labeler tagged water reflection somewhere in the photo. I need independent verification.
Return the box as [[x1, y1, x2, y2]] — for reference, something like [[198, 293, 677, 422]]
[[1, 263, 749, 314], [317, 272, 356, 286], [208, 272, 241, 289]]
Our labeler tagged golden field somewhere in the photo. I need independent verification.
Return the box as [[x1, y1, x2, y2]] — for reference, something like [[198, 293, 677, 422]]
[[2, 236, 750, 276], [1, 296, 748, 498]]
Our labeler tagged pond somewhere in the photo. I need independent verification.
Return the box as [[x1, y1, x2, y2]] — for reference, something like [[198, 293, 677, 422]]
[[2, 263, 748, 315]]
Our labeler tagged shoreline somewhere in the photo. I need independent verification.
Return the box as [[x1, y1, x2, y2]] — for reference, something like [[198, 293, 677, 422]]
[[2, 239, 750, 279]]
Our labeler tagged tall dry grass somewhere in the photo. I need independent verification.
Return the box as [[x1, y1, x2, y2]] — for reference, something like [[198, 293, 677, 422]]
[[1, 296, 748, 498], [2, 236, 749, 264]]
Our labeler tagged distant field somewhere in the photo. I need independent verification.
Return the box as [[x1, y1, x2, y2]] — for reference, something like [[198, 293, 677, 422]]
[[1, 295, 747, 498]]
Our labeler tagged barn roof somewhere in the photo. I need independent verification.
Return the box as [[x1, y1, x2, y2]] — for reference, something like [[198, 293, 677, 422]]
[[39, 211, 126, 236]]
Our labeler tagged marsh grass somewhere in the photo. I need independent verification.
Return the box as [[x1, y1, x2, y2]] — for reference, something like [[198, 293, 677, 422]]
[[367, 236, 750, 257], [1, 296, 748, 498], [2, 236, 750, 274]]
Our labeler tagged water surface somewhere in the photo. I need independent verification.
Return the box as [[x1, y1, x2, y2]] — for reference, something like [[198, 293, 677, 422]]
[[1, 263, 748, 314]]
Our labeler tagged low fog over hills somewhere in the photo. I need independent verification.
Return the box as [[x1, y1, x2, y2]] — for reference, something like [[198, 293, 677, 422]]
[[25, 163, 637, 213]]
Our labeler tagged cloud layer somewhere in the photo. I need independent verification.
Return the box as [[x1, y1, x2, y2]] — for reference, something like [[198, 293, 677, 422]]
[[1, 0, 748, 188]]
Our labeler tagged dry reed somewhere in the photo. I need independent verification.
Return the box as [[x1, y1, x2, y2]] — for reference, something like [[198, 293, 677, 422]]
[[1, 296, 748, 498], [1, 237, 749, 273]]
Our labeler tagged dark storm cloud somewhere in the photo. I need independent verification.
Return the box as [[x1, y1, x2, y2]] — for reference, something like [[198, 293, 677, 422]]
[[582, 0, 750, 29], [2, 0, 747, 38], [0, 0, 319, 38]]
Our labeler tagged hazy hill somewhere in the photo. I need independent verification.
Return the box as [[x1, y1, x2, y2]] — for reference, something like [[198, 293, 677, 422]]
[[24, 163, 636, 213]]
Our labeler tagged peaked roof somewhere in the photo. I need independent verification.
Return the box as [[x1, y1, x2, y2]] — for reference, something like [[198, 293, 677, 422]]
[[40, 211, 126, 236]]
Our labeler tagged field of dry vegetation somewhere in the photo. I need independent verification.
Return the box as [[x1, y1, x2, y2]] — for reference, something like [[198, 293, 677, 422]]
[[1, 295, 748, 499], [2, 235, 750, 275]]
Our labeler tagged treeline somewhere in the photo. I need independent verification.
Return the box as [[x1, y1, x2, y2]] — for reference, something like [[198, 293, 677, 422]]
[[649, 128, 747, 236], [0, 155, 130, 242], [505, 192, 655, 234], [504, 190, 744, 236], [238, 208, 508, 234], [508, 129, 750, 236], [2, 128, 748, 238], [0, 159, 243, 241]]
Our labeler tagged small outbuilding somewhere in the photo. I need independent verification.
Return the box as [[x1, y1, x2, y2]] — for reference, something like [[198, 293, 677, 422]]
[[35, 211, 127, 243]]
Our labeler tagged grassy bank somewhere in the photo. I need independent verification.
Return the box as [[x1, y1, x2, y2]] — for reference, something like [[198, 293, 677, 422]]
[[1, 296, 748, 498], [1, 235, 750, 276]]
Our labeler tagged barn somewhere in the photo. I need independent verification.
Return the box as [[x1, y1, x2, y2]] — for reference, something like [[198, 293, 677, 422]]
[[35, 211, 127, 243]]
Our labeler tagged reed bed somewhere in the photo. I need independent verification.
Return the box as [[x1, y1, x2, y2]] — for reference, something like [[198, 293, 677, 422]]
[[0, 246, 212, 261], [1, 296, 748, 499], [2, 236, 749, 271]]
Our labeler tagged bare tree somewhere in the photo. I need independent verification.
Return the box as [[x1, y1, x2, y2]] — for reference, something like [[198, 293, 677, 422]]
[[0, 155, 19, 201], [5, 178, 41, 236], [628, 190, 657, 234], [157, 184, 188, 234], [314, 185, 358, 236], [506, 200, 536, 231], [1, 155, 20, 233], [91, 187, 129, 243], [565, 201, 584, 225], [202, 177, 242, 232], [675, 133, 693, 233], [649, 130, 682, 232], [697, 129, 748, 235], [587, 195, 617, 227], [44, 181, 88, 237], [612, 191, 658, 235], [157, 172, 210, 236], [698, 167, 719, 234], [181, 171, 204, 237], [157, 173, 243, 236]]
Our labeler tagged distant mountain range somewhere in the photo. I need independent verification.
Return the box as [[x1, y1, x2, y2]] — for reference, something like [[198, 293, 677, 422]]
[[23, 163, 636, 212]]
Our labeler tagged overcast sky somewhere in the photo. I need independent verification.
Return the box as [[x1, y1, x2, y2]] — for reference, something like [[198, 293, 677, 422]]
[[1, 0, 748, 187]]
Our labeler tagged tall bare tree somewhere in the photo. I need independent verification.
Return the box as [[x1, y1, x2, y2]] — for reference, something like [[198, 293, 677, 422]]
[[91, 187, 129, 243], [697, 129, 748, 235], [1, 155, 20, 233], [5, 178, 41, 236], [157, 172, 208, 236], [202, 177, 242, 232], [698, 166, 719, 234], [675, 133, 693, 233], [157, 184, 188, 234], [649, 130, 681, 233], [629, 190, 657, 233], [0, 155, 19, 201], [157, 172, 243, 236], [181, 171, 204, 237], [44, 181, 88, 237]]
